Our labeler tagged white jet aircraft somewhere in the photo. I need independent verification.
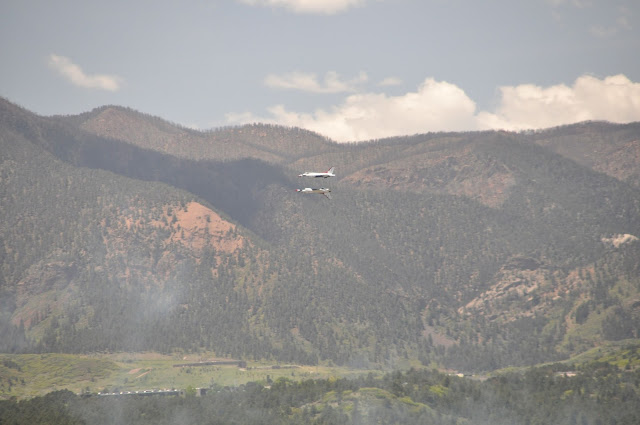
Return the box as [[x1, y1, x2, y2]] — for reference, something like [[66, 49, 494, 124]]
[[298, 167, 335, 178], [295, 187, 332, 199]]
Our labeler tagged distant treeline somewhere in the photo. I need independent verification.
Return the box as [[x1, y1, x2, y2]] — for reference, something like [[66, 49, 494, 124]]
[[1, 364, 639, 425]]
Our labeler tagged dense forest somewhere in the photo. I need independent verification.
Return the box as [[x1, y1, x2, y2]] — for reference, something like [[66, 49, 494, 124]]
[[1, 361, 639, 425], [1, 97, 640, 373]]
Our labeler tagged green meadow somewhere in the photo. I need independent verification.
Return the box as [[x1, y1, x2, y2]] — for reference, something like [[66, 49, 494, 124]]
[[0, 352, 382, 400], [2, 340, 638, 400]]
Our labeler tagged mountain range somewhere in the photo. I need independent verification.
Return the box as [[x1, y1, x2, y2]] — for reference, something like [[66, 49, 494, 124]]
[[1, 97, 639, 372]]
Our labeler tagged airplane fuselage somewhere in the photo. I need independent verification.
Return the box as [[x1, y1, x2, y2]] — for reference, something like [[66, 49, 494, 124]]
[[298, 167, 335, 178], [295, 187, 332, 199], [299, 172, 334, 178], [297, 187, 330, 193]]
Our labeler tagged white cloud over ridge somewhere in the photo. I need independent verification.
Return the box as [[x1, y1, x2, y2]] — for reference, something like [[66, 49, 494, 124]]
[[477, 74, 640, 131], [238, 0, 367, 14], [264, 71, 367, 93], [228, 74, 640, 142], [48, 54, 122, 91], [228, 78, 477, 141]]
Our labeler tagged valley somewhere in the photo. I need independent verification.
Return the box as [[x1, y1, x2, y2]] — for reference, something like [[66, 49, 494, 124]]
[[0, 352, 384, 400]]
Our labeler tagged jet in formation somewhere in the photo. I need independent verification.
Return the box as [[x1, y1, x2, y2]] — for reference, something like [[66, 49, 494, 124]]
[[296, 167, 335, 199], [298, 167, 335, 178], [295, 187, 332, 199]]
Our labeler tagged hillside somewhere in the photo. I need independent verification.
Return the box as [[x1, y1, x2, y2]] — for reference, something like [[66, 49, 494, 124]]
[[1, 97, 640, 375], [532, 121, 640, 187], [66, 106, 640, 190], [62, 105, 335, 164]]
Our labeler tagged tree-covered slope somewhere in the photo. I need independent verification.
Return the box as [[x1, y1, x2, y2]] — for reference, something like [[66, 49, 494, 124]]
[[61, 105, 335, 163], [0, 107, 263, 355], [2, 97, 640, 371]]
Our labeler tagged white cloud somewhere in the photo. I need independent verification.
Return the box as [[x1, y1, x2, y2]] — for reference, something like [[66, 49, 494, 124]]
[[378, 77, 402, 87], [228, 78, 478, 141], [226, 75, 640, 142], [548, 1, 634, 38], [477, 74, 640, 131], [589, 6, 633, 38], [48, 54, 122, 91], [264, 71, 367, 93], [238, 0, 368, 14], [228, 74, 640, 142]]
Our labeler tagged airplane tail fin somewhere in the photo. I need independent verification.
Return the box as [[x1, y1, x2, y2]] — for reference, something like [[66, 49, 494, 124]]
[[324, 192, 332, 199], [328, 167, 335, 175]]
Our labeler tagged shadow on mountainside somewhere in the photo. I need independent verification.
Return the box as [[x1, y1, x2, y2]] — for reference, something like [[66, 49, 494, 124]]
[[81, 140, 292, 229], [0, 99, 292, 229]]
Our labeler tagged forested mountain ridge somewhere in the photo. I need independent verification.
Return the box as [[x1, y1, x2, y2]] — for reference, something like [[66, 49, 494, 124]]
[[1, 97, 640, 372], [63, 105, 335, 163], [532, 121, 640, 187], [68, 104, 640, 189]]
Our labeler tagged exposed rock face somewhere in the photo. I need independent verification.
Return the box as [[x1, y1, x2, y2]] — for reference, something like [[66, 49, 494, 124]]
[[11, 201, 246, 329], [159, 201, 244, 253], [601, 233, 639, 248]]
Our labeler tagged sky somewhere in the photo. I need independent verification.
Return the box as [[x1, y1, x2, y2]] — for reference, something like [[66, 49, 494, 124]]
[[2, 0, 640, 142]]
